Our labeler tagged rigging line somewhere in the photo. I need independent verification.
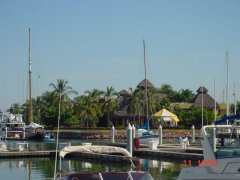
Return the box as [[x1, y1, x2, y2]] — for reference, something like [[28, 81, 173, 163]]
[[201, 59, 204, 127]]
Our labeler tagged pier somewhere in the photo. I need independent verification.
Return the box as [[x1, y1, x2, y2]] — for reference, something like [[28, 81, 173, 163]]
[[0, 143, 203, 161], [0, 150, 56, 158]]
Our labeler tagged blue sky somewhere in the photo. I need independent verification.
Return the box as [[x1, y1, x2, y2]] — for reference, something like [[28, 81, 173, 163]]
[[0, 0, 240, 111]]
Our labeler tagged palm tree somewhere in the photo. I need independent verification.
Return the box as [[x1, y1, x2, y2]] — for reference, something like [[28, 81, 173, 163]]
[[125, 88, 143, 123], [50, 79, 78, 180], [157, 84, 177, 102], [10, 103, 23, 114], [178, 89, 195, 102], [74, 89, 103, 127], [32, 96, 43, 124], [75, 95, 102, 127], [102, 86, 118, 127]]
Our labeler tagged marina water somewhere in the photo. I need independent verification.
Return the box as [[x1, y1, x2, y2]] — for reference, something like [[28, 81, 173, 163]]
[[0, 139, 184, 180]]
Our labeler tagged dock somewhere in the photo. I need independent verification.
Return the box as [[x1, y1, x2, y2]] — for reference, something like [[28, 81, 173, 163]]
[[0, 142, 203, 161], [0, 150, 56, 158], [108, 142, 204, 160]]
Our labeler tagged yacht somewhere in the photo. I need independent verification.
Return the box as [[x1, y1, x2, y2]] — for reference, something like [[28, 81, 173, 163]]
[[178, 124, 240, 179], [25, 122, 45, 140], [0, 113, 25, 140]]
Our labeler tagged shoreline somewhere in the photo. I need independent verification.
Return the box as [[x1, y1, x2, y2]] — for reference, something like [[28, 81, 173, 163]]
[[53, 129, 201, 140]]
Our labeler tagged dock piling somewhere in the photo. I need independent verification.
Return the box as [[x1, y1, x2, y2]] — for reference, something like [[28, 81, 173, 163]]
[[132, 124, 136, 140], [158, 125, 162, 145], [191, 125, 195, 143], [111, 126, 115, 143], [126, 123, 132, 156]]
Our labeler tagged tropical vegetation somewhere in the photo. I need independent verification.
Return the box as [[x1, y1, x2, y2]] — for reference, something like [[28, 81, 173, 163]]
[[3, 80, 238, 129]]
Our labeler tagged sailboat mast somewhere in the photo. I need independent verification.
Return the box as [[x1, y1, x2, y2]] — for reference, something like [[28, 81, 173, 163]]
[[226, 51, 229, 124], [28, 28, 33, 125], [143, 39, 149, 129]]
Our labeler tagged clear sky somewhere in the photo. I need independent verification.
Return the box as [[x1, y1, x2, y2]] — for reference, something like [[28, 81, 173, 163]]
[[0, 0, 240, 111]]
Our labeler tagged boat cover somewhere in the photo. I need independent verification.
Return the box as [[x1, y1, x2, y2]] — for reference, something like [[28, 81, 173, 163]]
[[59, 145, 132, 158], [26, 122, 44, 128], [215, 114, 240, 124]]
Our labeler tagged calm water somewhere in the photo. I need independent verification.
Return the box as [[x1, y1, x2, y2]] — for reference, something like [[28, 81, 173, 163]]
[[0, 139, 185, 180]]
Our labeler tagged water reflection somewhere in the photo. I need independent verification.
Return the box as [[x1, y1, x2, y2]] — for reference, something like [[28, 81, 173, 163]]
[[0, 139, 184, 179], [0, 158, 183, 180]]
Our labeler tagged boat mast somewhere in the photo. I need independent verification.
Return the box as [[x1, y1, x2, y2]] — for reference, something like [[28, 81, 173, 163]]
[[234, 83, 236, 115], [226, 51, 229, 124], [143, 39, 149, 130], [28, 28, 33, 125], [214, 79, 217, 122]]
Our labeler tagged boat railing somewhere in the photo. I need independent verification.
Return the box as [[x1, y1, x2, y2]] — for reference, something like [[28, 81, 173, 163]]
[[7, 127, 24, 131]]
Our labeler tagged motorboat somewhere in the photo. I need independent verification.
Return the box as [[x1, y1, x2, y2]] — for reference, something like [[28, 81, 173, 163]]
[[178, 124, 240, 179], [25, 122, 45, 140], [0, 113, 25, 140], [0, 141, 8, 151], [58, 144, 155, 179], [43, 133, 55, 142], [137, 128, 159, 145], [60, 171, 154, 180]]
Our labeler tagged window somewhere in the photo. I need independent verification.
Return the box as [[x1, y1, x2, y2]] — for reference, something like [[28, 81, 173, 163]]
[[216, 139, 240, 158]]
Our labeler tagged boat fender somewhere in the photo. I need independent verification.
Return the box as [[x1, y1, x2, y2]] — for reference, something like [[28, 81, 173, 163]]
[[134, 137, 140, 150]]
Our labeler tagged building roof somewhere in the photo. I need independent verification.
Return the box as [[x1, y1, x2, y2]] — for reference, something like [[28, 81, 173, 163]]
[[172, 103, 193, 109], [119, 89, 129, 96], [191, 86, 218, 108], [196, 86, 208, 94], [136, 79, 155, 89]]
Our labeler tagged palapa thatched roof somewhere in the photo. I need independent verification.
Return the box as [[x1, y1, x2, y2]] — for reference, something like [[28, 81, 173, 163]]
[[119, 89, 129, 96], [191, 86, 218, 108], [137, 79, 155, 89], [196, 86, 208, 94]]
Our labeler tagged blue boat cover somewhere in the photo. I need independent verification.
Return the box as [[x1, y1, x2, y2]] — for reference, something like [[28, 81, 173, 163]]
[[215, 114, 240, 125]]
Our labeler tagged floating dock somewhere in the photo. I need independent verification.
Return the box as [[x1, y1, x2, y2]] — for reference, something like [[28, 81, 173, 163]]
[[0, 142, 203, 161], [0, 150, 56, 158]]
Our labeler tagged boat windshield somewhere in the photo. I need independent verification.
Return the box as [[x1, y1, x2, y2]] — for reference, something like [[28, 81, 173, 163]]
[[215, 139, 240, 159]]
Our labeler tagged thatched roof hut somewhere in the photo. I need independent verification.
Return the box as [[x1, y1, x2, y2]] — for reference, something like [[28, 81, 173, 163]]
[[137, 79, 155, 89], [119, 89, 129, 96], [191, 86, 218, 109]]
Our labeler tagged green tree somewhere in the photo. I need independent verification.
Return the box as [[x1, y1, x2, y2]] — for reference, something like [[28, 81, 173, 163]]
[[159, 97, 171, 109], [175, 108, 214, 128], [102, 86, 118, 127], [178, 89, 195, 102], [157, 84, 177, 102], [49, 79, 78, 179], [49, 79, 78, 114], [10, 103, 23, 114], [229, 101, 240, 114], [126, 88, 142, 123], [38, 91, 57, 127], [74, 89, 103, 127]]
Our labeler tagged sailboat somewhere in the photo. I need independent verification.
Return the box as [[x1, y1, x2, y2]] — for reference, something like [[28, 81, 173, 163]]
[[24, 28, 45, 141], [137, 40, 159, 144]]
